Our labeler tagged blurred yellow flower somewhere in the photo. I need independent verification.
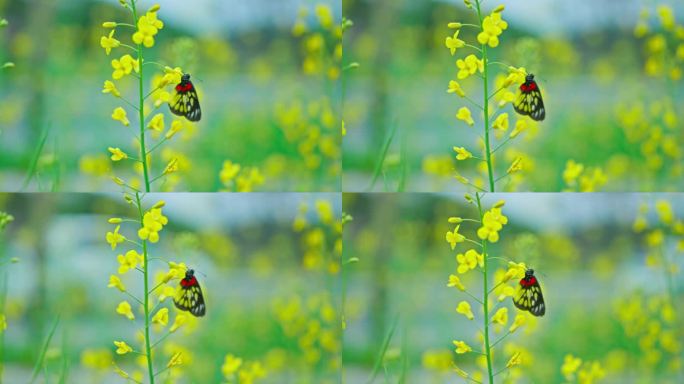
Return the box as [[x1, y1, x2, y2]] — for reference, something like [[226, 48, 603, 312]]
[[447, 274, 466, 291], [102, 80, 120, 97], [147, 113, 164, 132], [456, 300, 474, 320], [236, 168, 265, 192], [170, 313, 188, 333], [492, 113, 509, 131], [655, 200, 673, 224], [107, 275, 126, 292], [152, 308, 169, 326], [0, 314, 6, 332], [492, 307, 509, 326], [456, 107, 475, 126], [111, 107, 130, 126], [167, 352, 183, 368], [456, 54, 484, 79], [445, 30, 465, 55], [220, 160, 241, 183], [447, 80, 466, 97], [166, 120, 183, 139], [222, 354, 243, 377], [108, 147, 128, 161], [561, 354, 583, 380], [114, 340, 133, 355], [453, 340, 472, 354], [509, 314, 526, 332], [116, 301, 135, 320], [510, 119, 527, 138], [453, 146, 473, 161], [507, 156, 523, 174], [506, 351, 521, 368], [163, 158, 179, 175], [106, 225, 125, 250], [457, 249, 483, 273], [446, 225, 465, 249]]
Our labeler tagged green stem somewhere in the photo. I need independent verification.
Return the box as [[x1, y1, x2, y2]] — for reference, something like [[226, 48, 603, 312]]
[[135, 192, 155, 384], [130, 1, 151, 192], [475, 0, 495, 192], [475, 193, 495, 384]]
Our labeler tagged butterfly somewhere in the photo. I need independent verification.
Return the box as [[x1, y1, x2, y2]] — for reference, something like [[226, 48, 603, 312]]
[[173, 269, 206, 317], [169, 73, 201, 122], [512, 268, 545, 317], [513, 74, 545, 121]]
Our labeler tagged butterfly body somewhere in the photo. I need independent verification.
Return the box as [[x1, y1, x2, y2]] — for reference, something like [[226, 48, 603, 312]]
[[174, 269, 206, 317], [169, 73, 201, 122], [513, 74, 545, 121], [513, 268, 545, 317]]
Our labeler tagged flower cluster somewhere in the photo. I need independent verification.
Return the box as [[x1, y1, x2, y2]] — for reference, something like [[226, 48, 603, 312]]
[[614, 5, 684, 187], [561, 354, 606, 384], [221, 354, 267, 384], [292, 199, 341, 275], [273, 293, 340, 377], [562, 160, 608, 192], [442, 194, 534, 381], [105, 194, 194, 382], [219, 160, 265, 192], [278, 4, 341, 189], [437, 1, 538, 192], [94, 1, 196, 192]]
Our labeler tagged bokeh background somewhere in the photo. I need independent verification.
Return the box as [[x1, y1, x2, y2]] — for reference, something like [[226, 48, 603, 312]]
[[343, 193, 684, 383], [0, 193, 341, 383], [0, 0, 341, 192], [343, 0, 684, 192]]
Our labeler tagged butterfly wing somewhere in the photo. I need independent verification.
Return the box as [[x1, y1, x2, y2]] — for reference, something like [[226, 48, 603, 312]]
[[169, 82, 202, 122], [513, 82, 546, 122], [513, 281, 545, 317], [173, 280, 206, 317]]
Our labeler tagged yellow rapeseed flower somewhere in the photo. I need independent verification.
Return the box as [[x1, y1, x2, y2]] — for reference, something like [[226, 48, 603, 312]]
[[116, 301, 135, 320], [108, 147, 128, 161], [477, 11, 508, 48], [456, 300, 474, 320], [152, 308, 169, 326], [111, 54, 139, 79], [100, 30, 120, 55], [107, 275, 126, 292], [445, 225, 465, 249], [456, 54, 484, 79], [453, 340, 472, 354], [111, 107, 130, 126], [453, 147, 473, 161], [106, 225, 125, 250], [491, 307, 509, 325], [222, 354, 243, 377], [447, 274, 466, 291], [114, 341, 133, 355], [148, 113, 164, 132], [456, 249, 483, 273], [445, 30, 466, 55], [456, 107, 475, 126], [102, 80, 120, 97], [447, 80, 466, 97]]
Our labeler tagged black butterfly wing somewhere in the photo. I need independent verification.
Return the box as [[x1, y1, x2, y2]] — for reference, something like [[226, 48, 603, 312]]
[[173, 281, 206, 317], [513, 83, 545, 122], [513, 281, 545, 317], [169, 84, 202, 122]]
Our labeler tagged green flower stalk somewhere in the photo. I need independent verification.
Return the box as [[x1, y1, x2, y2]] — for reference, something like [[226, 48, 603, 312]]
[[445, 1, 538, 192], [99, 1, 194, 192], [445, 193, 534, 383], [105, 195, 195, 383]]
